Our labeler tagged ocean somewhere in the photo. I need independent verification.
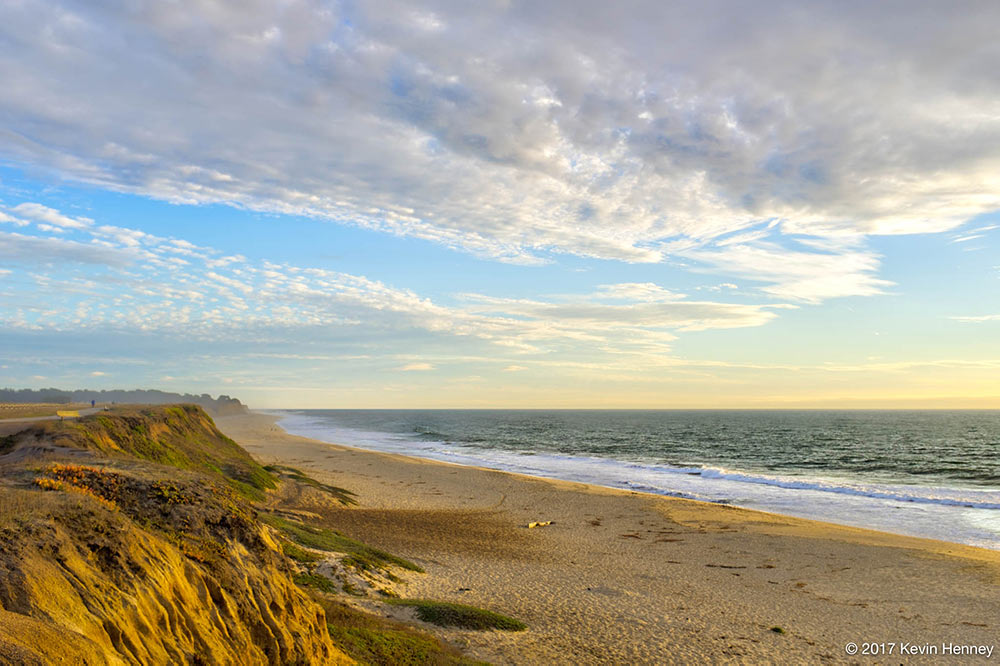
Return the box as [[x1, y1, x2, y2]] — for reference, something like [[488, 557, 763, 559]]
[[272, 409, 1000, 550]]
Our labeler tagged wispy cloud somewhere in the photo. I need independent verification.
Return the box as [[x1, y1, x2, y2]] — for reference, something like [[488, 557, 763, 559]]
[[0, 230, 138, 267], [12, 203, 92, 230], [0, 203, 790, 372], [398, 362, 434, 372], [950, 314, 1000, 323], [673, 235, 893, 303], [0, 212, 29, 227], [1, 2, 999, 295]]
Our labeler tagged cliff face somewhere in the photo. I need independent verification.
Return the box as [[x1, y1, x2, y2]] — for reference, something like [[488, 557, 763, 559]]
[[0, 407, 352, 665]]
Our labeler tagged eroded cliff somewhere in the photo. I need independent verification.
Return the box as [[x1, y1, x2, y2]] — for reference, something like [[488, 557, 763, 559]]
[[0, 406, 351, 665]]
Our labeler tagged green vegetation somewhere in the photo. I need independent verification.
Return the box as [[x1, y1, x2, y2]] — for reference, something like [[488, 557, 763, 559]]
[[317, 597, 485, 666], [387, 599, 527, 632], [55, 405, 279, 501], [0, 405, 492, 664], [770, 626, 786, 634], [263, 464, 357, 505], [293, 572, 339, 593], [0, 409, 343, 663], [261, 513, 423, 573], [341, 578, 365, 597], [282, 540, 323, 563]]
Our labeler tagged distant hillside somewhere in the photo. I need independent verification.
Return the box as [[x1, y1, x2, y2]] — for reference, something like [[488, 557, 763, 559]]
[[0, 388, 248, 415]]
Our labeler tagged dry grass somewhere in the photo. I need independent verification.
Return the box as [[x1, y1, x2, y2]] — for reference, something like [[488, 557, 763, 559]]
[[0, 487, 73, 527]]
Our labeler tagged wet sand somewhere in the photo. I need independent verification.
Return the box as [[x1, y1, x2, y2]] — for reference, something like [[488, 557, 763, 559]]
[[218, 412, 1000, 664]]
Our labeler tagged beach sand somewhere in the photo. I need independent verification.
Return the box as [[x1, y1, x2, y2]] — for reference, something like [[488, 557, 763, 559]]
[[217, 413, 1000, 664]]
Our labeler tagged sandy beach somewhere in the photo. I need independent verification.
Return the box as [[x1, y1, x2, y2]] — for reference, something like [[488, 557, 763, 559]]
[[217, 413, 1000, 664]]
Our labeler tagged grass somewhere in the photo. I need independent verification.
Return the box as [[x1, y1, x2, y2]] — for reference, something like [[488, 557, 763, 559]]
[[281, 540, 323, 563], [316, 597, 485, 666], [0, 487, 66, 527], [770, 626, 786, 634], [263, 465, 357, 506], [293, 572, 339, 593], [386, 599, 527, 632], [341, 578, 365, 597], [261, 513, 423, 573], [62, 405, 276, 502]]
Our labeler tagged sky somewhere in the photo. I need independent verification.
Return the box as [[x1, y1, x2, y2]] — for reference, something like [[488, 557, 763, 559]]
[[0, 0, 998, 408]]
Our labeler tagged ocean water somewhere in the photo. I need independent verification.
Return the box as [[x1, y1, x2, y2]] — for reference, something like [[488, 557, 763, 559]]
[[273, 409, 1000, 550]]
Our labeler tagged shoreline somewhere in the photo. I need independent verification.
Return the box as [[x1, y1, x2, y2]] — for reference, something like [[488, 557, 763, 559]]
[[218, 411, 1000, 663], [270, 408, 1000, 552]]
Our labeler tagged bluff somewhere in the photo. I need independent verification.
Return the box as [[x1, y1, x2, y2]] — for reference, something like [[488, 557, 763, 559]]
[[0, 405, 350, 665]]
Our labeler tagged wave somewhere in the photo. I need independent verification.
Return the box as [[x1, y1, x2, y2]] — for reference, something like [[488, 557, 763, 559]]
[[275, 411, 1000, 510], [271, 410, 1000, 550], [683, 466, 1000, 510]]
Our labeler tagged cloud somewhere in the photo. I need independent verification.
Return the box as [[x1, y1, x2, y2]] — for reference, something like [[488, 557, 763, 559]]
[[593, 283, 685, 302], [12, 203, 92, 230], [398, 362, 434, 371], [90, 371, 107, 376], [0, 230, 137, 267], [0, 213, 28, 227], [0, 204, 791, 374], [1, 2, 999, 295], [673, 236, 893, 303], [950, 314, 1000, 323], [463, 293, 789, 333], [503, 365, 527, 372]]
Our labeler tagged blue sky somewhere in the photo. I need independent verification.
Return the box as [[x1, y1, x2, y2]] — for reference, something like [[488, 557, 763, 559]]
[[1, 1, 998, 407]]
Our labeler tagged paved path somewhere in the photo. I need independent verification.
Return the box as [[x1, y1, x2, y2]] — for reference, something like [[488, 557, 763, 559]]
[[0, 408, 102, 424]]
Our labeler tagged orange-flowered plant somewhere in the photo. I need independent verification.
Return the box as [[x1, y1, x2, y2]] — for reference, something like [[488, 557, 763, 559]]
[[34, 464, 118, 511]]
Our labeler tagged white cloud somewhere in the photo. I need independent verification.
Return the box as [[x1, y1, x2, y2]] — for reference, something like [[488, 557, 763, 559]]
[[0, 212, 28, 227], [675, 238, 893, 303], [0, 204, 793, 374], [950, 314, 1000, 323], [398, 362, 434, 371], [463, 293, 789, 334], [1, 2, 999, 297], [593, 283, 685, 302], [503, 365, 527, 372], [12, 203, 92, 230], [0, 230, 137, 267], [90, 370, 107, 376]]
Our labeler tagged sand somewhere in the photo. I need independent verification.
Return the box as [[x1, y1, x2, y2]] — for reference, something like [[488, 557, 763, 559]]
[[217, 413, 1000, 664]]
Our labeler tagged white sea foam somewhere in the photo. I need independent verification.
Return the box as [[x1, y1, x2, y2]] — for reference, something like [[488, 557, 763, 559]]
[[272, 411, 1000, 550]]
